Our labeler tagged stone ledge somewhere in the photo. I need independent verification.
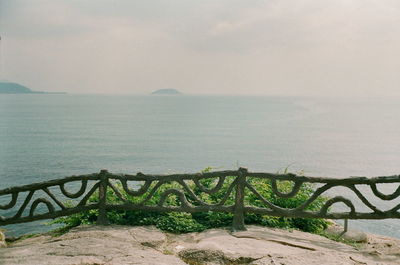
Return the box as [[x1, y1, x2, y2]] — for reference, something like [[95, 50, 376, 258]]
[[1, 225, 399, 265], [0, 229, 6, 248], [324, 223, 368, 243]]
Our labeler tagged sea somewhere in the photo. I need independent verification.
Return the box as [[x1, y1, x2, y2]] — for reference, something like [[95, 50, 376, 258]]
[[1, 94, 399, 238]]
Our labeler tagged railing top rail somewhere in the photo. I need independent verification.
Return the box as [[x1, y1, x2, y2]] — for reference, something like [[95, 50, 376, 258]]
[[108, 169, 240, 181], [0, 173, 99, 195], [246, 172, 400, 184], [2, 170, 400, 196]]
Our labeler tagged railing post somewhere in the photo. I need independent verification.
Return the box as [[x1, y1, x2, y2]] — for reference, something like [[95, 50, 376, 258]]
[[232, 167, 247, 231], [344, 219, 348, 233], [97, 169, 109, 225]]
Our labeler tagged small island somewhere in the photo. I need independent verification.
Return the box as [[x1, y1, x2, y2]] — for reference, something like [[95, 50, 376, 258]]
[[0, 82, 66, 94], [151, 88, 182, 95]]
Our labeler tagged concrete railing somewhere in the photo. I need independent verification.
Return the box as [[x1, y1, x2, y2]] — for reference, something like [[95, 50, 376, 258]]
[[1, 168, 399, 231]]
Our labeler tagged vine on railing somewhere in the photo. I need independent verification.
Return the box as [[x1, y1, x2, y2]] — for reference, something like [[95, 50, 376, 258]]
[[1, 168, 399, 231]]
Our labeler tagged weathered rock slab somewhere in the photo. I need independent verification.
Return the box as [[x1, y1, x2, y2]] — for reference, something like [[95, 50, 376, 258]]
[[325, 223, 368, 243], [0, 226, 185, 265], [170, 226, 387, 265], [1, 225, 399, 265], [0, 229, 6, 248]]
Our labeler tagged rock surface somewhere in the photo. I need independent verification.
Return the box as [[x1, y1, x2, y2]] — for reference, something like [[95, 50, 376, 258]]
[[0, 230, 6, 248], [325, 223, 368, 243], [1, 225, 399, 265]]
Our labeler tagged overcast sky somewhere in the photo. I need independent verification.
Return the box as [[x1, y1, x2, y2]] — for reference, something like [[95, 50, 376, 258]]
[[0, 0, 399, 96]]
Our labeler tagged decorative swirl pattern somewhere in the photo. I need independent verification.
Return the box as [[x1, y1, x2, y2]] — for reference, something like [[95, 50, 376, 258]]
[[157, 189, 191, 208], [0, 174, 100, 225], [193, 176, 226, 194], [370, 183, 400, 200], [0, 169, 399, 231], [60, 180, 88, 198], [121, 178, 152, 197], [243, 172, 400, 221], [29, 198, 55, 217], [319, 196, 356, 216], [0, 192, 18, 210], [270, 178, 303, 198], [106, 174, 237, 208]]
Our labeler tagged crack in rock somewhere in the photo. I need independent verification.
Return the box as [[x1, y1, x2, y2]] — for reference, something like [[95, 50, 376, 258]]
[[232, 234, 317, 251]]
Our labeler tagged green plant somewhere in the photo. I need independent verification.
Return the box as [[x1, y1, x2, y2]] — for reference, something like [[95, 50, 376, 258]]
[[244, 177, 328, 232], [156, 212, 206, 233]]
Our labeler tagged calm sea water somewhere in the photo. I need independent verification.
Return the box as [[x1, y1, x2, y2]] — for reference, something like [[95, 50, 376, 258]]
[[1, 94, 399, 237]]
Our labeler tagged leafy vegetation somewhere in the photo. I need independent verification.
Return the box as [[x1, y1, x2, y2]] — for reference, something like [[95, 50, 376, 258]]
[[53, 168, 329, 234]]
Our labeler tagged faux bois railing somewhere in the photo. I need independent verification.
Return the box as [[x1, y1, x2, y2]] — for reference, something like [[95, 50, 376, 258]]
[[1, 168, 400, 231]]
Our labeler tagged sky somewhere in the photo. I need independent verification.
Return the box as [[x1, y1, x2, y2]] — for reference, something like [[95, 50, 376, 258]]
[[0, 0, 400, 96]]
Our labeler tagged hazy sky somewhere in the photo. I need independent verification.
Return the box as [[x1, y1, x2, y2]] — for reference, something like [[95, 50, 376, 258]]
[[0, 0, 400, 96]]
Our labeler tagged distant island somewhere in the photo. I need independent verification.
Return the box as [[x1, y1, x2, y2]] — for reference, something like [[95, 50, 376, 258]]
[[151, 88, 182, 95], [0, 82, 66, 94]]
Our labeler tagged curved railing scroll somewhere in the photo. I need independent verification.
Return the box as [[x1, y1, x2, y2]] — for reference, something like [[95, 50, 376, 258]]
[[1, 168, 399, 231]]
